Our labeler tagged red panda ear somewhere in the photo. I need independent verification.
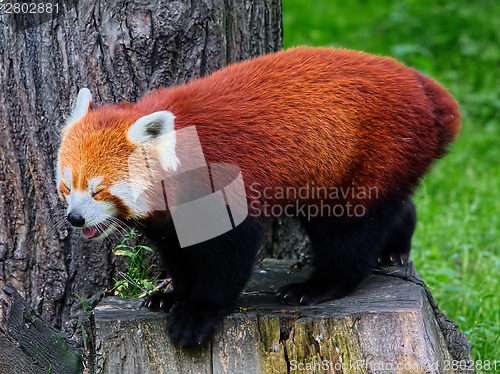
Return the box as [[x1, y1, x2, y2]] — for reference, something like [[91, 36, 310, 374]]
[[127, 111, 179, 172], [64, 88, 93, 131], [128, 111, 175, 143]]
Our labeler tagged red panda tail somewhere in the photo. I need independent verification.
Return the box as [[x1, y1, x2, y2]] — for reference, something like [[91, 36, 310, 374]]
[[416, 72, 461, 157]]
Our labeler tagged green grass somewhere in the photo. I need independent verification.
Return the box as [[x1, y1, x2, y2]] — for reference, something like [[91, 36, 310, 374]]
[[283, 0, 499, 363]]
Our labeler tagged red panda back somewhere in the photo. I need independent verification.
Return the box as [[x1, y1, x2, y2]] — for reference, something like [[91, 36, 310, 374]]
[[136, 47, 460, 207]]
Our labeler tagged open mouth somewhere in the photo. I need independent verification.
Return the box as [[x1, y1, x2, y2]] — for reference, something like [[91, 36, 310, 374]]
[[82, 220, 115, 239]]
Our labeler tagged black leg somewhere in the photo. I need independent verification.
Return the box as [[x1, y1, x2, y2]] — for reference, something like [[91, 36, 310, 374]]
[[377, 197, 416, 266], [142, 219, 195, 311], [165, 216, 266, 348], [276, 214, 378, 305], [276, 194, 415, 305]]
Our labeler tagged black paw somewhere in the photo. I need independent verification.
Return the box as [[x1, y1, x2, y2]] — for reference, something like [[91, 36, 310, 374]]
[[377, 252, 409, 266], [142, 291, 180, 312], [276, 281, 354, 305], [167, 300, 230, 348]]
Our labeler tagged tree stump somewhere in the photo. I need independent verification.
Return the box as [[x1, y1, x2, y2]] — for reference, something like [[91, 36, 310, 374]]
[[93, 260, 472, 374]]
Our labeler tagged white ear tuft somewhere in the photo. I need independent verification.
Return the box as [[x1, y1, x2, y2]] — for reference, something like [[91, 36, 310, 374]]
[[66, 88, 93, 128], [128, 111, 179, 172], [128, 111, 176, 143]]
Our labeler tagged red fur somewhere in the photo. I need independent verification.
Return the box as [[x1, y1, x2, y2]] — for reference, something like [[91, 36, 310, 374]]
[[60, 47, 460, 212], [136, 47, 460, 206]]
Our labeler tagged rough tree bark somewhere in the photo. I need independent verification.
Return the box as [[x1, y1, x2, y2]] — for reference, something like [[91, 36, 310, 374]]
[[0, 0, 282, 330]]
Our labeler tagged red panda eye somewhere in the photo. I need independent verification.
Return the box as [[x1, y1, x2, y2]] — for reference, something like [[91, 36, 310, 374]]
[[60, 183, 70, 195], [92, 189, 104, 197]]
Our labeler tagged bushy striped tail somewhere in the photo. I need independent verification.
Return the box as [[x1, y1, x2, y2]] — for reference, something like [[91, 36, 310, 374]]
[[417, 73, 461, 157]]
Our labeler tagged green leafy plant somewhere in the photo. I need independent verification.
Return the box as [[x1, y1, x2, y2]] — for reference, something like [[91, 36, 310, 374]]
[[75, 294, 91, 316], [113, 229, 158, 298]]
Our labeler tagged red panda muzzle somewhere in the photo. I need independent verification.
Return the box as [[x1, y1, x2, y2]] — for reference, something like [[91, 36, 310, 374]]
[[82, 226, 98, 239]]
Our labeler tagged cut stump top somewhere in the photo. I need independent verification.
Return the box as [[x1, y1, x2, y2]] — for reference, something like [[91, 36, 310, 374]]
[[94, 260, 471, 374]]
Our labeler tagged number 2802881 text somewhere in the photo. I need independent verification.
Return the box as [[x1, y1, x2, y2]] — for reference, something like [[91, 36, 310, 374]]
[[2, 2, 59, 14]]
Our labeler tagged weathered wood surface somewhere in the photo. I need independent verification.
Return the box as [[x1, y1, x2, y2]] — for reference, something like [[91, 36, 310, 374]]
[[0, 284, 82, 374], [93, 260, 472, 374]]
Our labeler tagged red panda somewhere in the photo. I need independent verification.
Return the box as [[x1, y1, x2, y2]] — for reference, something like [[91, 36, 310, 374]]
[[57, 47, 460, 348]]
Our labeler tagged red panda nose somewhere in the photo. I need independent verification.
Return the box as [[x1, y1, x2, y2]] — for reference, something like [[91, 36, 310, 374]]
[[67, 212, 85, 227]]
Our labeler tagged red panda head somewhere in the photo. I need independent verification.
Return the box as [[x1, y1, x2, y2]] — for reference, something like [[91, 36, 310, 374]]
[[57, 88, 179, 239]]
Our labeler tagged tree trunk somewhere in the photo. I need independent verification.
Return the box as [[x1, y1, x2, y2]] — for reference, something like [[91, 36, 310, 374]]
[[0, 0, 282, 329]]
